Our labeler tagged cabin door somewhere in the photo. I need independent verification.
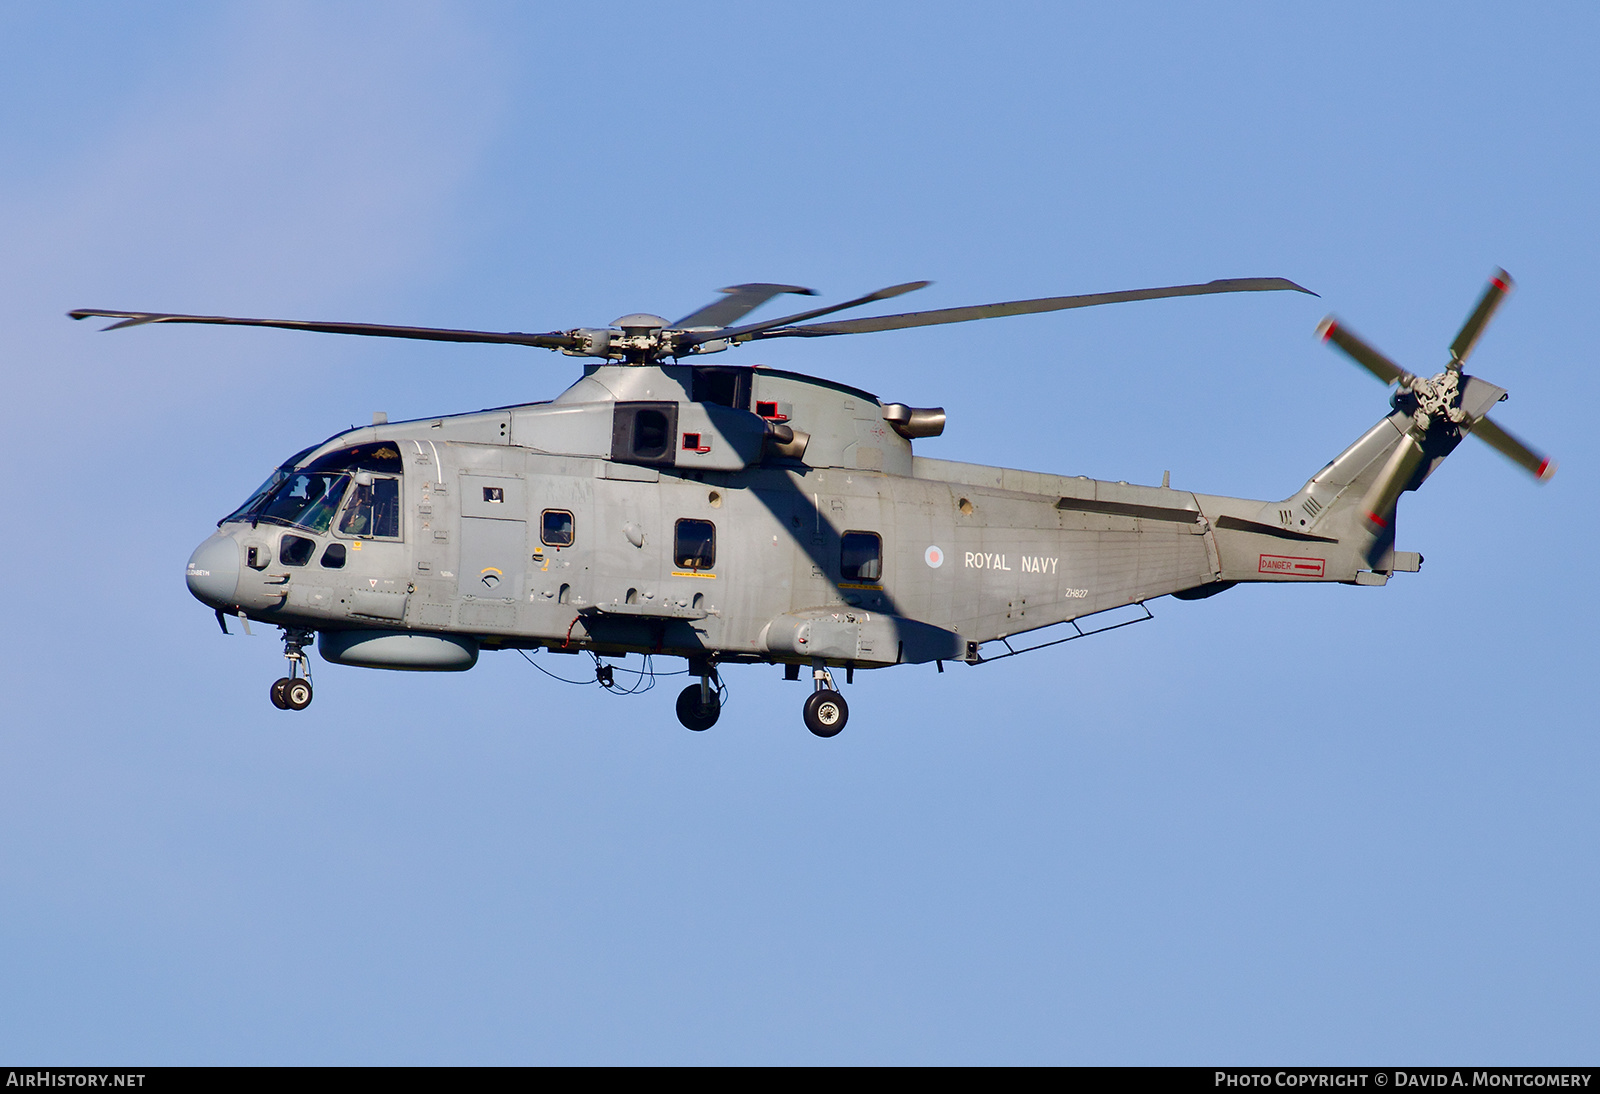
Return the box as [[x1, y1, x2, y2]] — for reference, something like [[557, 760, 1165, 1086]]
[[458, 474, 527, 603]]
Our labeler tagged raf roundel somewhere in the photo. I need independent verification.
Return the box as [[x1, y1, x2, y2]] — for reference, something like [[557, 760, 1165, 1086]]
[[925, 545, 945, 569]]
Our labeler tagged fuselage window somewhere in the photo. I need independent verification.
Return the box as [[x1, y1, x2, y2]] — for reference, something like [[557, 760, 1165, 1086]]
[[840, 531, 882, 582], [542, 509, 575, 547], [280, 534, 316, 567], [320, 543, 347, 569], [338, 477, 401, 538], [674, 518, 716, 571]]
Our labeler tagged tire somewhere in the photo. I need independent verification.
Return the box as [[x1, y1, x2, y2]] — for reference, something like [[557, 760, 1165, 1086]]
[[676, 684, 721, 731], [803, 689, 848, 737], [270, 678, 291, 710], [283, 678, 313, 711]]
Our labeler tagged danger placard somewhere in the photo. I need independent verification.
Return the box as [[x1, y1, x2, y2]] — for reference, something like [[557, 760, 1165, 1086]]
[[1259, 554, 1325, 577]]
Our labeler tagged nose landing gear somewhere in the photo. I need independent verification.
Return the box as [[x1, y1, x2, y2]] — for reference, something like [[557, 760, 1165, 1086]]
[[269, 627, 315, 711], [803, 663, 848, 738]]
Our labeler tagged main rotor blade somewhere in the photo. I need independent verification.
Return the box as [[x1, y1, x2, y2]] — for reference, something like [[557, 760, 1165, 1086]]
[[1449, 268, 1513, 367], [1316, 317, 1411, 386], [678, 281, 932, 348], [68, 309, 580, 351], [1470, 415, 1556, 481], [1359, 429, 1428, 535], [746, 277, 1315, 340], [672, 283, 816, 330]]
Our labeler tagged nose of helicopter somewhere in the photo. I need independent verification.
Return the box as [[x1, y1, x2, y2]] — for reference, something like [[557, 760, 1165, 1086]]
[[186, 533, 240, 608]]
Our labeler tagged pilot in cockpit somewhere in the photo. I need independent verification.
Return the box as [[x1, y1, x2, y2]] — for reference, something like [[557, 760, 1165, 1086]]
[[340, 479, 374, 536]]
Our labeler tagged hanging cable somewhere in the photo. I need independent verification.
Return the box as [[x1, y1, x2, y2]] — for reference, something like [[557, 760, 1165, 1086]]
[[516, 647, 688, 692], [516, 647, 595, 685]]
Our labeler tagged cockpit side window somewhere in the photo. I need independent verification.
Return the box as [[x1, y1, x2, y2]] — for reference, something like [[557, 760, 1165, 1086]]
[[337, 477, 401, 538]]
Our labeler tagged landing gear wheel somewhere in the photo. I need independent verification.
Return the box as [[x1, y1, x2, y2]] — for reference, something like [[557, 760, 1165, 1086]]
[[270, 678, 292, 710], [676, 684, 721, 731], [283, 678, 313, 711], [803, 689, 848, 737]]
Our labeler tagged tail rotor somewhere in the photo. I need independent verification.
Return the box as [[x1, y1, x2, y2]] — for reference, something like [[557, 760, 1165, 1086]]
[[1317, 268, 1555, 536]]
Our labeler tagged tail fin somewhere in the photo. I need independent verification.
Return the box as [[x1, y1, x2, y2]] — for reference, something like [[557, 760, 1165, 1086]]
[[1275, 411, 1412, 559], [1266, 403, 1475, 571]]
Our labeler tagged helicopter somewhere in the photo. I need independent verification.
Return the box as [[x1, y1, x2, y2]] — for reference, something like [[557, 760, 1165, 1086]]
[[72, 269, 1553, 736]]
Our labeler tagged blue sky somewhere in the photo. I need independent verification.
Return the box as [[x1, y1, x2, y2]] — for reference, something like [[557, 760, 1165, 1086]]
[[2, 1, 1595, 1063]]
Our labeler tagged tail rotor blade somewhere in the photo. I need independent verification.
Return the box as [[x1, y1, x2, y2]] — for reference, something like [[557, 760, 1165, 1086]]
[[1449, 269, 1513, 367], [1316, 317, 1411, 386], [1471, 415, 1556, 481], [1359, 430, 1428, 534]]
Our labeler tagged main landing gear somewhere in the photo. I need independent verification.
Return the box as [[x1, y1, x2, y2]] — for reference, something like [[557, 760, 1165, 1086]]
[[675, 661, 722, 731], [666, 659, 850, 736], [803, 663, 848, 738], [270, 627, 315, 711]]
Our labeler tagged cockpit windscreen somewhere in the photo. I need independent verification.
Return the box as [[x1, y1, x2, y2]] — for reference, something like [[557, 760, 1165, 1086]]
[[255, 472, 352, 533], [219, 445, 318, 525], [220, 442, 402, 527]]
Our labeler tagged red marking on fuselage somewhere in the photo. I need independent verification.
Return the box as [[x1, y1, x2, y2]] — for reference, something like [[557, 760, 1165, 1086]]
[[1259, 554, 1326, 577]]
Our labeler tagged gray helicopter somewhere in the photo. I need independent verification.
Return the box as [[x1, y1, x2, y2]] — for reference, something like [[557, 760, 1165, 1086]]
[[72, 270, 1553, 735]]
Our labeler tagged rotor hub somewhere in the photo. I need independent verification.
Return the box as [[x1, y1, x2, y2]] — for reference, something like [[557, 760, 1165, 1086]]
[[1405, 369, 1470, 425]]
